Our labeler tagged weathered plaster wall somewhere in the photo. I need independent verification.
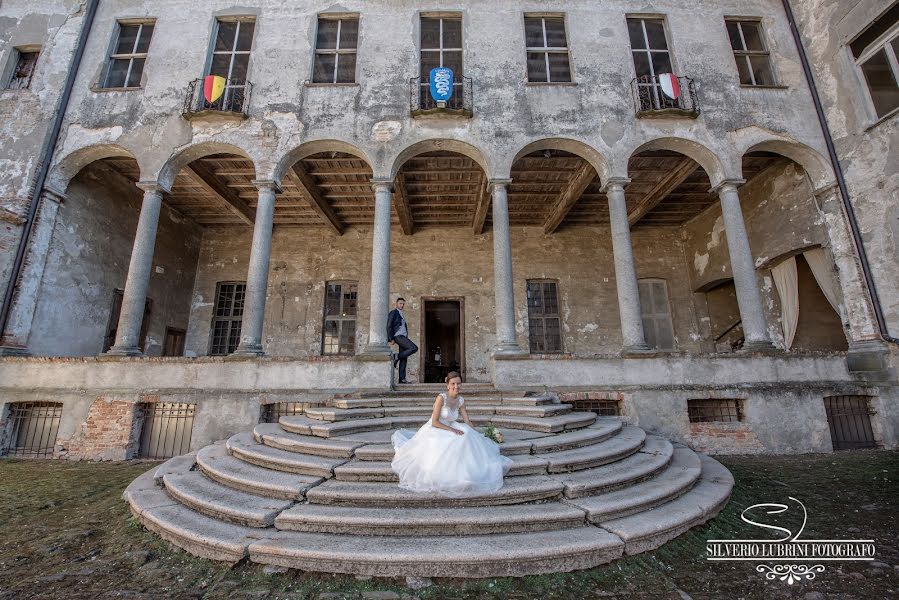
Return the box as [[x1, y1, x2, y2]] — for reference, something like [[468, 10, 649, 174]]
[[791, 0, 899, 336], [0, 1, 82, 310], [28, 163, 202, 356], [185, 223, 700, 381]]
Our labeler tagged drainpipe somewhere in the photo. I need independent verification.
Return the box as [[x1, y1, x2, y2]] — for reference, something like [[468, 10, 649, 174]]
[[0, 0, 100, 341], [781, 0, 899, 345]]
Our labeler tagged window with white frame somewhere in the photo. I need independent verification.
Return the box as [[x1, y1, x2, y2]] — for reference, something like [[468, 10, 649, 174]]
[[627, 17, 673, 81], [322, 281, 357, 355], [419, 15, 463, 106], [207, 18, 255, 109], [638, 279, 675, 351], [103, 21, 154, 88], [850, 4, 899, 119], [725, 19, 776, 86], [312, 16, 358, 83], [524, 15, 572, 82], [6, 48, 40, 89]]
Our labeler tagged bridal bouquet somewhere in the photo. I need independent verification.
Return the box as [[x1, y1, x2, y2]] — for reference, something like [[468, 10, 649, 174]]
[[482, 424, 504, 444]]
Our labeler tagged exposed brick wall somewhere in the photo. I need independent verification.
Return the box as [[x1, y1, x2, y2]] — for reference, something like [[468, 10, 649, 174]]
[[60, 396, 139, 460], [687, 421, 766, 454]]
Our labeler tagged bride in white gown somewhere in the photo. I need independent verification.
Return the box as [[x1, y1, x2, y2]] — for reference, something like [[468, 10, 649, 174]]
[[391, 371, 513, 496]]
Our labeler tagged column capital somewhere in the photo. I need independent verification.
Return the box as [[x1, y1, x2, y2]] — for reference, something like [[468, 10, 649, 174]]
[[709, 178, 745, 195], [601, 177, 631, 193], [370, 178, 394, 193], [41, 186, 67, 205], [136, 180, 170, 195], [252, 179, 282, 194]]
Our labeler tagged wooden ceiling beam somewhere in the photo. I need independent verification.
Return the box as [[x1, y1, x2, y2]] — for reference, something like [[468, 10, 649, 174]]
[[471, 174, 491, 235], [183, 162, 255, 226], [543, 161, 597, 234], [393, 173, 414, 236], [627, 158, 698, 227], [288, 162, 344, 235]]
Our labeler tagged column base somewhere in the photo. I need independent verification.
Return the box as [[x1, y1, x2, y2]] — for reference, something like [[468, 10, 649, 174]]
[[232, 343, 265, 357], [739, 339, 776, 353], [621, 343, 654, 356], [492, 343, 526, 357], [105, 345, 144, 357], [358, 345, 392, 360], [0, 343, 31, 357], [846, 339, 892, 379]]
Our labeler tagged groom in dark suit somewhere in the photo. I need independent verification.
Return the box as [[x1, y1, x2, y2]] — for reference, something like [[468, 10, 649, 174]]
[[387, 297, 417, 384]]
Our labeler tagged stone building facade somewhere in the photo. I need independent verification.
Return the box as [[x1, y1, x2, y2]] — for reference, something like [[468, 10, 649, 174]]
[[0, 0, 896, 460]]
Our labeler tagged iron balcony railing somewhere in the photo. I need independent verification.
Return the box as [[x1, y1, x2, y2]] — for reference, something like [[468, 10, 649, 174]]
[[183, 78, 253, 118], [410, 75, 473, 116], [631, 75, 699, 117]]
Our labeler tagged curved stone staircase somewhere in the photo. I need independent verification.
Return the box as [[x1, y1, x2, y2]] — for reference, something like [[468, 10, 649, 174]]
[[123, 388, 734, 578]]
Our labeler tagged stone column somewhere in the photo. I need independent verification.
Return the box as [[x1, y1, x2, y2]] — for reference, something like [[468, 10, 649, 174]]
[[0, 188, 66, 355], [363, 179, 393, 354], [605, 178, 650, 353], [491, 179, 523, 354], [107, 182, 168, 356], [715, 180, 774, 351], [234, 180, 280, 356]]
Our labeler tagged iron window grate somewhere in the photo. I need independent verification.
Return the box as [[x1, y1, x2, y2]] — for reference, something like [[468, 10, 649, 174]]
[[688, 399, 742, 423], [138, 402, 195, 459], [574, 399, 620, 416], [2, 402, 62, 458], [823, 395, 877, 450], [260, 402, 305, 423]]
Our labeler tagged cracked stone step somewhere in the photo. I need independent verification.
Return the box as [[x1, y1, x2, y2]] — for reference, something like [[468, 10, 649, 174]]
[[249, 526, 624, 577], [304, 407, 386, 421], [275, 502, 587, 536], [280, 415, 422, 438], [197, 444, 323, 501], [333, 454, 549, 482], [331, 394, 558, 409], [566, 447, 703, 522], [163, 471, 295, 527], [253, 423, 364, 458], [529, 418, 623, 453], [227, 432, 348, 477], [485, 411, 596, 433], [559, 436, 674, 498], [536, 425, 646, 473], [352, 433, 534, 461], [601, 455, 734, 555], [306, 475, 565, 508]]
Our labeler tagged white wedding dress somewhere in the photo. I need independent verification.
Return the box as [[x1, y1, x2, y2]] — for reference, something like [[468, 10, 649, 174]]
[[391, 393, 513, 496]]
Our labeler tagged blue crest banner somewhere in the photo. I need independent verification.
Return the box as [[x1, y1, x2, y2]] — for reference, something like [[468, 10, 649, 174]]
[[429, 67, 454, 103]]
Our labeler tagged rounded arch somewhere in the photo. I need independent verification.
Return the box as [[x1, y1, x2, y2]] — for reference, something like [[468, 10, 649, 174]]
[[507, 137, 610, 183], [626, 137, 728, 186], [47, 143, 139, 192], [157, 141, 258, 191], [741, 139, 834, 190], [273, 140, 374, 183], [389, 139, 489, 179]]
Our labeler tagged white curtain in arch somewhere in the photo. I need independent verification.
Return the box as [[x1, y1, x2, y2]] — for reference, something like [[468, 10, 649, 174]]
[[771, 256, 799, 350], [803, 247, 842, 319]]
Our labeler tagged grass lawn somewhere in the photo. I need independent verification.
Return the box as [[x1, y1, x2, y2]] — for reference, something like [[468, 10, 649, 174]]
[[0, 450, 896, 599]]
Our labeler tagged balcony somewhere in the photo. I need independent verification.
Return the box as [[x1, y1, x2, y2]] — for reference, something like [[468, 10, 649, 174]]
[[182, 78, 252, 121], [410, 76, 473, 119], [631, 75, 699, 119]]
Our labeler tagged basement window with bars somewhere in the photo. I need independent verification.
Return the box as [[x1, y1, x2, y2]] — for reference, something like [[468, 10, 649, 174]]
[[312, 16, 358, 83], [137, 402, 194, 459], [687, 398, 743, 423], [260, 402, 305, 423], [574, 399, 621, 416], [638, 279, 675, 351], [725, 19, 776, 86], [322, 281, 357, 355], [527, 279, 563, 353], [524, 15, 572, 82], [823, 395, 877, 450], [6, 48, 39, 89], [2, 402, 62, 457], [209, 282, 245, 355], [102, 21, 155, 88]]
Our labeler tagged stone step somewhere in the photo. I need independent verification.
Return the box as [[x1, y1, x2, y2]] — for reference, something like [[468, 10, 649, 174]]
[[567, 447, 703, 522], [352, 433, 534, 461], [601, 455, 734, 555], [530, 418, 623, 453], [248, 526, 624, 577], [227, 432, 348, 477], [559, 436, 674, 499], [332, 454, 549, 482], [537, 425, 645, 473], [163, 471, 294, 527], [196, 444, 323, 501], [304, 407, 386, 421], [486, 411, 595, 433], [306, 475, 565, 508], [331, 394, 557, 409], [375, 404, 571, 418], [275, 502, 587, 536], [253, 423, 364, 458]]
